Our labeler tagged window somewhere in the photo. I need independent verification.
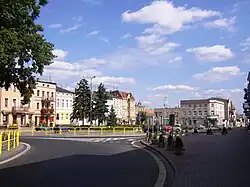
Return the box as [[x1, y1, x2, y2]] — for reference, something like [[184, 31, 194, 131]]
[[51, 92, 54, 98], [13, 99, 16, 107], [204, 111, 208, 115], [193, 104, 196, 107], [51, 103, 54, 108], [28, 103, 31, 108], [43, 84, 45, 86], [57, 99, 59, 107], [188, 104, 192, 107], [193, 111, 197, 115], [211, 110, 215, 115], [66, 113, 68, 119], [66, 100, 68, 107], [13, 87, 16, 92], [211, 104, 214, 107], [4, 98, 8, 107], [199, 104, 202, 107], [199, 111, 202, 115], [47, 91, 49, 98], [62, 99, 64, 107], [37, 103, 39, 110], [188, 111, 191, 115], [42, 91, 45, 97], [37, 90, 40, 96], [47, 85, 49, 87], [61, 113, 63, 120], [204, 104, 207, 107]]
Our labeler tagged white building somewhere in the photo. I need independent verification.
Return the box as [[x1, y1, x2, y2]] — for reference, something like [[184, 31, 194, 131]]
[[55, 86, 74, 125], [111, 90, 136, 125], [180, 98, 226, 126], [106, 93, 123, 122]]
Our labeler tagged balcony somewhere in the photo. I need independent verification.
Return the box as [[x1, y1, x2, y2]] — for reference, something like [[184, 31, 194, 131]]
[[12, 106, 33, 114], [41, 96, 54, 102]]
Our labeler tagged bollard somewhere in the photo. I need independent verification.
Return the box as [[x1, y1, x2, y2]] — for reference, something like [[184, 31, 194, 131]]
[[123, 128, 126, 136], [16, 131, 20, 146], [74, 128, 76, 136], [101, 127, 103, 135], [59, 128, 62, 135], [0, 132, 3, 155], [32, 128, 34, 136], [13, 131, 16, 149], [7, 131, 11, 151], [45, 129, 48, 136], [88, 127, 90, 136]]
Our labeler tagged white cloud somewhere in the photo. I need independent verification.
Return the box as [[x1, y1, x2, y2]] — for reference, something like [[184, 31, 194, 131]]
[[92, 76, 136, 87], [48, 24, 62, 29], [121, 33, 132, 39], [136, 34, 180, 55], [98, 37, 109, 44], [204, 17, 236, 31], [186, 45, 233, 62], [152, 84, 197, 91], [52, 49, 68, 60], [87, 30, 100, 36], [240, 37, 250, 52], [193, 66, 241, 83], [60, 16, 83, 33], [142, 100, 151, 105], [122, 1, 219, 35], [168, 56, 182, 63]]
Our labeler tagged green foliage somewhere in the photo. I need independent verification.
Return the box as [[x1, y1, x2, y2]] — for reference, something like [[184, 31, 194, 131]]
[[93, 83, 109, 125], [136, 111, 148, 125], [107, 105, 117, 126], [71, 79, 91, 124], [0, 0, 55, 104]]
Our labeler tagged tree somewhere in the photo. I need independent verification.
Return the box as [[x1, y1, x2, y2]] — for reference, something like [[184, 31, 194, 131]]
[[0, 0, 55, 104], [136, 112, 148, 125], [107, 105, 117, 126], [70, 79, 91, 125], [93, 83, 109, 125]]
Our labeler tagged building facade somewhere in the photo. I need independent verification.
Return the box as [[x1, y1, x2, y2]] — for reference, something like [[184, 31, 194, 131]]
[[0, 85, 34, 126], [55, 86, 74, 125], [111, 90, 136, 124], [106, 92, 123, 123], [154, 107, 186, 126], [32, 80, 56, 126], [135, 101, 146, 115], [180, 98, 226, 126]]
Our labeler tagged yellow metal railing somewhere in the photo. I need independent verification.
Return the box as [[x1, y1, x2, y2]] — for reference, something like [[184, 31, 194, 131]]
[[19, 126, 143, 137], [0, 130, 20, 155]]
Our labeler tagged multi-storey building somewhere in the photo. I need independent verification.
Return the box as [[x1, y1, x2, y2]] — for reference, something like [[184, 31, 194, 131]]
[[55, 86, 74, 125], [0, 80, 56, 127], [154, 107, 186, 126], [33, 80, 56, 126], [111, 90, 136, 125], [135, 101, 146, 115], [106, 92, 123, 123], [180, 98, 226, 126], [0, 85, 34, 126]]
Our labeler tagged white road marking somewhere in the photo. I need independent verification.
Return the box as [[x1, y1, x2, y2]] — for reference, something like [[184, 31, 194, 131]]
[[103, 138, 112, 142], [131, 141, 167, 187], [0, 142, 31, 165]]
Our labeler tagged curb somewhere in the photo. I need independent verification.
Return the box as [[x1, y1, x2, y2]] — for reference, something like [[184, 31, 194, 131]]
[[0, 142, 31, 165], [140, 140, 177, 182], [22, 135, 144, 139]]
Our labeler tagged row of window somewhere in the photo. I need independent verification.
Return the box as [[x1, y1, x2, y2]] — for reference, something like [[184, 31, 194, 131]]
[[3, 98, 30, 108], [36, 90, 54, 98], [56, 113, 70, 120], [56, 99, 73, 108], [185, 110, 208, 116]]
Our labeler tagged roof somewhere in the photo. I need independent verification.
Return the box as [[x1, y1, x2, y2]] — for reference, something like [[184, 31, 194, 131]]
[[56, 86, 74, 94], [111, 90, 135, 100], [36, 79, 57, 85]]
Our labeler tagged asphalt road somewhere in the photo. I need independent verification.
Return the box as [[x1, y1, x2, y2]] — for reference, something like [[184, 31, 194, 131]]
[[0, 138, 159, 187]]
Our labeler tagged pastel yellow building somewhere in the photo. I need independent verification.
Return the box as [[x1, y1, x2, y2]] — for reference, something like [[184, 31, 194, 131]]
[[55, 86, 74, 125]]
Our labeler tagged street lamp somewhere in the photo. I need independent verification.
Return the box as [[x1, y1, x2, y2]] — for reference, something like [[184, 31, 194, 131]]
[[90, 76, 96, 125], [163, 97, 168, 127]]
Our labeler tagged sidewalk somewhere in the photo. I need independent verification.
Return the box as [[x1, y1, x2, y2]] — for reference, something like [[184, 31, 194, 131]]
[[141, 128, 250, 187], [0, 143, 28, 164]]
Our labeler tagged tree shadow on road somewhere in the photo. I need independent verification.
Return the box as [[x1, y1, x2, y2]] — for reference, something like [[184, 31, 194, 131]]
[[0, 148, 158, 187]]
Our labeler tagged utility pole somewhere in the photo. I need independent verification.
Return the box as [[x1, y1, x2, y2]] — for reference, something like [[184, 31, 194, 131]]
[[90, 76, 96, 125]]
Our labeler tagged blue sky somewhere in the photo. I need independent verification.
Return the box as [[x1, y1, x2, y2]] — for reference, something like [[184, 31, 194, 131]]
[[38, 0, 250, 112]]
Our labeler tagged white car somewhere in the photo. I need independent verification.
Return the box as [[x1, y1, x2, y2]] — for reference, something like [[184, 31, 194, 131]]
[[173, 124, 182, 132]]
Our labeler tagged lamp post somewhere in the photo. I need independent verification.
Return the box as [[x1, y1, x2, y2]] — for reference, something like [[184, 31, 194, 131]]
[[90, 76, 96, 125], [163, 97, 168, 127]]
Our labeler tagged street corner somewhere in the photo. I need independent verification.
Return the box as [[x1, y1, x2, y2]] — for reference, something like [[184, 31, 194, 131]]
[[0, 142, 31, 165]]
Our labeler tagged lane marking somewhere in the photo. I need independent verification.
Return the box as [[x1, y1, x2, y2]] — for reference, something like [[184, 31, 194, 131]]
[[103, 138, 112, 142], [0, 142, 31, 165], [131, 141, 166, 187]]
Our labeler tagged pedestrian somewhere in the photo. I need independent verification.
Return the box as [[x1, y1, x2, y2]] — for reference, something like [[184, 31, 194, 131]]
[[175, 135, 184, 155]]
